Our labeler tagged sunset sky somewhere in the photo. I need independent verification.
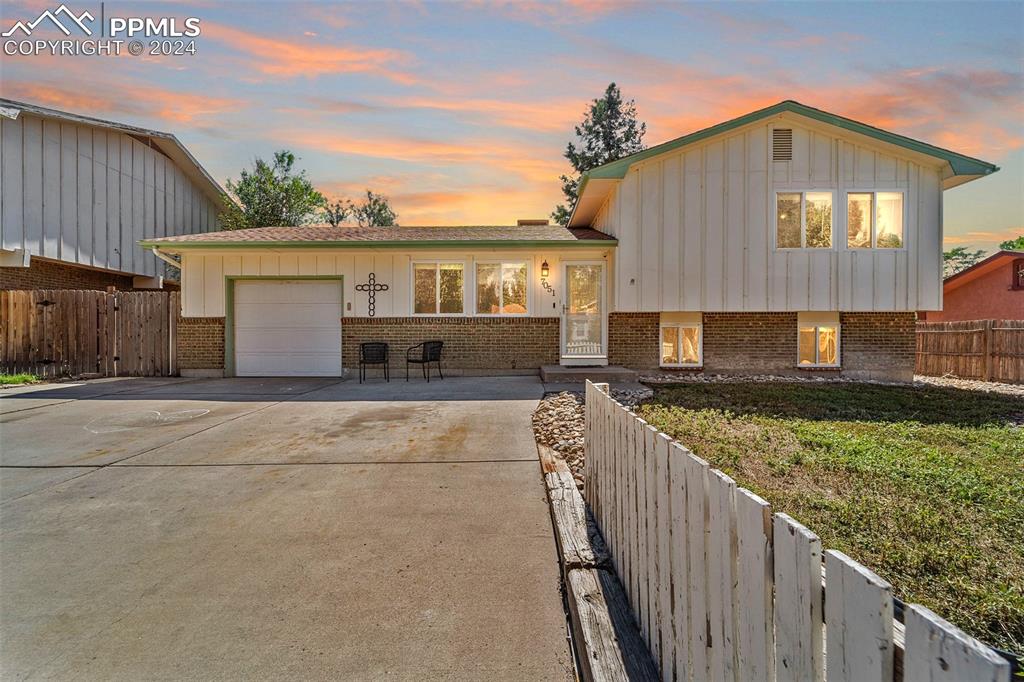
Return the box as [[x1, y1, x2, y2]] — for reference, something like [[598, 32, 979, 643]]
[[2, 0, 1022, 252]]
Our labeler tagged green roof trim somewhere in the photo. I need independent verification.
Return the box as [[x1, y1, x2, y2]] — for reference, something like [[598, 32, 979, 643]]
[[142, 239, 616, 250], [581, 100, 999, 181]]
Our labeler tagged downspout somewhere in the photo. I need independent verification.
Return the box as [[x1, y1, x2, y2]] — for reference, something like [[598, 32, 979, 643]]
[[149, 246, 181, 270]]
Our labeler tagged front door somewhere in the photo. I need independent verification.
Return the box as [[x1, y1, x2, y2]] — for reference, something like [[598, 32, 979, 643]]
[[561, 262, 606, 365]]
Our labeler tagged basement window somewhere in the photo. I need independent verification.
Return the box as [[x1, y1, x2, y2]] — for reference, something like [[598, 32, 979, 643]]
[[847, 191, 904, 249], [798, 312, 840, 367], [776, 192, 833, 249], [660, 312, 702, 367], [413, 262, 464, 315]]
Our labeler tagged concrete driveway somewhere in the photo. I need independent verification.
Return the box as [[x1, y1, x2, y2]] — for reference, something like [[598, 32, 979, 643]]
[[0, 376, 572, 680]]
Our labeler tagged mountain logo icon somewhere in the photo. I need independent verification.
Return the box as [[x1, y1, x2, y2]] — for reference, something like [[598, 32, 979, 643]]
[[2, 4, 95, 37]]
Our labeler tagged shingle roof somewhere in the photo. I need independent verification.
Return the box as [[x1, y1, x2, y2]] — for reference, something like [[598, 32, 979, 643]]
[[142, 224, 616, 247]]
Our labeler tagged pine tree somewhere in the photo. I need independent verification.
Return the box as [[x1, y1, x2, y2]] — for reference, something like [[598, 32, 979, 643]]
[[552, 83, 646, 225]]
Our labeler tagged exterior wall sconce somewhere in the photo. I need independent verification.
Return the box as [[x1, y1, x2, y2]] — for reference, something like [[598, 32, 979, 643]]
[[541, 260, 550, 278]]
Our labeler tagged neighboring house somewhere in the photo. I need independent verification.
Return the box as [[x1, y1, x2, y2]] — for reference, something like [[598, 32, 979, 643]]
[[920, 250, 1024, 321], [143, 100, 998, 381], [0, 99, 225, 291]]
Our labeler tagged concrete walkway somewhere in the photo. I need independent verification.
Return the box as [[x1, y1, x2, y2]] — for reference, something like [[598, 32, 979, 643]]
[[0, 377, 572, 680]]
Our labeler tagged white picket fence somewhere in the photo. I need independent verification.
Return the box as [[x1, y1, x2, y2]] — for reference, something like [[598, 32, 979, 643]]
[[583, 381, 1011, 682]]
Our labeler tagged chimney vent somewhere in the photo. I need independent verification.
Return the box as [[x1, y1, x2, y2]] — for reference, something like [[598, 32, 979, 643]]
[[517, 219, 549, 226]]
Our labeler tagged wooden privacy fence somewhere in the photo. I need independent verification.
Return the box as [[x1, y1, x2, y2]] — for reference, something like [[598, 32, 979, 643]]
[[1, 290, 179, 378], [584, 381, 1012, 682], [916, 320, 1024, 384]]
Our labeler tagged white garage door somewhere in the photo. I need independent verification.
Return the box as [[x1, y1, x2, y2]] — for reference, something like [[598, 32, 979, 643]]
[[234, 280, 343, 377]]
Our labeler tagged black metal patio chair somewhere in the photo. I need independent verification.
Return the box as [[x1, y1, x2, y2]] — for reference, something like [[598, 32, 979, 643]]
[[406, 340, 444, 382], [358, 342, 389, 383]]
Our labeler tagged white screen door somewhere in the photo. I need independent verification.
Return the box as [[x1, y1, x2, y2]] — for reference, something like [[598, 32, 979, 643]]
[[561, 263, 606, 362]]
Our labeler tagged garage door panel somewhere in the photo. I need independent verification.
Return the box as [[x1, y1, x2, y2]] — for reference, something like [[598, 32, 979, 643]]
[[234, 280, 342, 377], [235, 328, 341, 353], [235, 303, 341, 328], [235, 280, 340, 304], [236, 353, 342, 377]]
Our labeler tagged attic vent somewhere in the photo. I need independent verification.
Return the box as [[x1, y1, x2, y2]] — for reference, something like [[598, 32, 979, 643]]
[[772, 128, 793, 161]]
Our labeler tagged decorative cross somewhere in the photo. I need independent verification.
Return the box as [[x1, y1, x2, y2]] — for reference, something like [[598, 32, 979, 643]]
[[355, 273, 389, 317]]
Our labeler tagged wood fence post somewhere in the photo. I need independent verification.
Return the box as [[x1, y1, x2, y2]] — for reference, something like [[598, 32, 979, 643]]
[[982, 319, 993, 382]]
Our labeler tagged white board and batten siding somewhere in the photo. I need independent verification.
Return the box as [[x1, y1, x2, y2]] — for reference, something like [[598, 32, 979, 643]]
[[583, 381, 1011, 682], [179, 248, 612, 318], [592, 114, 945, 312], [1, 112, 219, 277]]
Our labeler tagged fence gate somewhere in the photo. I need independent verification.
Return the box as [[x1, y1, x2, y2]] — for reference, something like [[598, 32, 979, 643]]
[[0, 290, 179, 378]]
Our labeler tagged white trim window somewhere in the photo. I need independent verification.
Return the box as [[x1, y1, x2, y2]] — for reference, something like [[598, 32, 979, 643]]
[[798, 311, 840, 367], [412, 261, 464, 315], [776, 191, 833, 249], [475, 261, 528, 315], [847, 191, 904, 249], [660, 312, 702, 367]]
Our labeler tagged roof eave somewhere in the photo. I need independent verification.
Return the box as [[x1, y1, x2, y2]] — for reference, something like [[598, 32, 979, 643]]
[[143, 238, 617, 250]]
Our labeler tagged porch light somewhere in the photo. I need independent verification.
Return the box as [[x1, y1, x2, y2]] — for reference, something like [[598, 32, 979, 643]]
[[541, 260, 549, 278]]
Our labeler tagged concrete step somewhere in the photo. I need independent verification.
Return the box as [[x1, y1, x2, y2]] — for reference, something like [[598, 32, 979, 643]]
[[539, 365, 639, 383]]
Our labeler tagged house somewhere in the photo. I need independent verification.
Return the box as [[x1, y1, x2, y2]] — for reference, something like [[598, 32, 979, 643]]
[[0, 99, 225, 291], [143, 100, 998, 381], [919, 250, 1024, 322]]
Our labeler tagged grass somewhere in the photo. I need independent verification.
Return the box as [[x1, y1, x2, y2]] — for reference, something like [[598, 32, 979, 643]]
[[636, 381, 1024, 654], [0, 373, 37, 386]]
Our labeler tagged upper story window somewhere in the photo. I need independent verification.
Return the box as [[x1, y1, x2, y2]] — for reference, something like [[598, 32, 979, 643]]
[[776, 192, 832, 249], [413, 262, 464, 315], [476, 262, 528, 315], [847, 191, 904, 249]]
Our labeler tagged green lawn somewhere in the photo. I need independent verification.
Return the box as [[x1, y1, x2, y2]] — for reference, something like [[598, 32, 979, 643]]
[[0, 373, 37, 386], [636, 381, 1024, 654]]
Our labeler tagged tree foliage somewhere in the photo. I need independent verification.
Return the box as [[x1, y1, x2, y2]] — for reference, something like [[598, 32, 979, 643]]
[[219, 151, 325, 230], [999, 235, 1024, 251], [552, 83, 646, 225], [321, 190, 398, 227], [943, 246, 986, 277]]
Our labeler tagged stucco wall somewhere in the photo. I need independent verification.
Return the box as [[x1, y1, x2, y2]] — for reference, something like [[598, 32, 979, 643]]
[[924, 263, 1023, 321]]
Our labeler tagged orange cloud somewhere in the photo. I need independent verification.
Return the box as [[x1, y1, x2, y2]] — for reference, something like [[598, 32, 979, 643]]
[[944, 228, 1023, 248], [1, 79, 242, 127], [378, 95, 583, 133], [202, 22, 416, 82]]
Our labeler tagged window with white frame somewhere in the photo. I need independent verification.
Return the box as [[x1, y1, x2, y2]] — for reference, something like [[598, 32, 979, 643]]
[[847, 191, 903, 248], [797, 312, 840, 367], [476, 262, 528, 315], [413, 262, 464, 315], [776, 191, 833, 249], [660, 312, 702, 367]]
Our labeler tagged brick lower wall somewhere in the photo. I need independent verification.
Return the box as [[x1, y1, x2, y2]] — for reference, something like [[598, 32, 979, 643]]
[[173, 310, 916, 381], [702, 312, 799, 374], [839, 312, 917, 381], [0, 259, 136, 290], [610, 311, 917, 381], [608, 313, 660, 368], [342, 317, 560, 371], [177, 317, 225, 371]]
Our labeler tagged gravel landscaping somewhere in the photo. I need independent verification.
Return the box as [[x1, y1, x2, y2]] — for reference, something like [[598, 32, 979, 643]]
[[532, 387, 651, 488]]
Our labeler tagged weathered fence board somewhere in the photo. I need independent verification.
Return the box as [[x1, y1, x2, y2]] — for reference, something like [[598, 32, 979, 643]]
[[583, 380, 1010, 682], [903, 605, 1010, 682], [0, 289, 178, 377], [825, 550, 894, 682], [917, 320, 1024, 384]]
